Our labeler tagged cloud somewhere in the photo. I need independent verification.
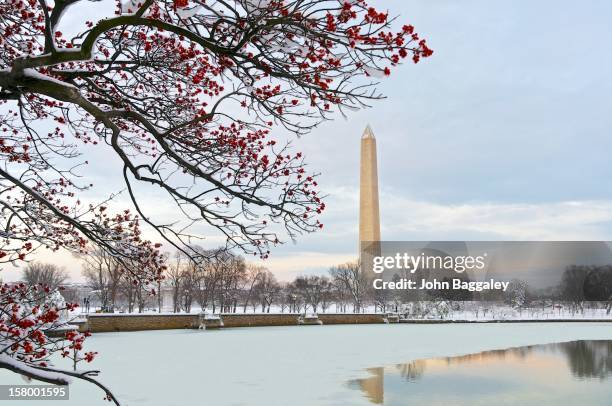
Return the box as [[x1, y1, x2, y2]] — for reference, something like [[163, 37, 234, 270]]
[[302, 185, 612, 244], [381, 193, 612, 241]]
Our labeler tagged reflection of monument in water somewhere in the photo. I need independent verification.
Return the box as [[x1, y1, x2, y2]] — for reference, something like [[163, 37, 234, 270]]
[[348, 340, 612, 404], [349, 367, 384, 404]]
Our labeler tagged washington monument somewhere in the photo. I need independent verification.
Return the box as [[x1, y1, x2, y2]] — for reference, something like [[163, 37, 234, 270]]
[[359, 125, 381, 246]]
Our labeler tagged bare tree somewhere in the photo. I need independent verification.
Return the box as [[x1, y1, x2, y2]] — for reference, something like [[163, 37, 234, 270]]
[[217, 252, 246, 313], [277, 282, 292, 313], [82, 265, 110, 312], [118, 276, 137, 314], [135, 280, 152, 313], [372, 282, 391, 313], [194, 253, 218, 312], [180, 263, 199, 313], [241, 265, 265, 313], [285, 281, 305, 313], [559, 265, 589, 314], [166, 252, 186, 313], [255, 271, 280, 313], [504, 279, 528, 308], [22, 262, 69, 291], [294, 275, 331, 313], [319, 278, 334, 313], [330, 262, 368, 313], [81, 249, 122, 312], [331, 277, 350, 313]]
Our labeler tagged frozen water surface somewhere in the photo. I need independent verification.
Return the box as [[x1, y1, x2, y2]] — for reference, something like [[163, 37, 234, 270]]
[[2, 323, 612, 405]]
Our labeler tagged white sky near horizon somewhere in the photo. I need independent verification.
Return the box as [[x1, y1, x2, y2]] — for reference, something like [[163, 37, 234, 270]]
[[2, 0, 612, 283]]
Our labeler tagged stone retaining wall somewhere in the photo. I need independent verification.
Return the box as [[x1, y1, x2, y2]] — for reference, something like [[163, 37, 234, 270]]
[[221, 313, 300, 327], [319, 314, 385, 324], [86, 314, 199, 332], [83, 313, 387, 332]]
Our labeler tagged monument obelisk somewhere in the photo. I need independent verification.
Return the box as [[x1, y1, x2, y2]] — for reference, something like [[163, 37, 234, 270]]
[[359, 125, 381, 248]]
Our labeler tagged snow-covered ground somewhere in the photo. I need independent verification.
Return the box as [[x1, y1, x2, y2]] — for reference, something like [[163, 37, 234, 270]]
[[401, 302, 612, 321], [1, 323, 612, 405]]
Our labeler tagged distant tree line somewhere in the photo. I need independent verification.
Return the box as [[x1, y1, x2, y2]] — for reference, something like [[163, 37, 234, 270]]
[[75, 248, 374, 314], [22, 257, 612, 315], [164, 253, 370, 314]]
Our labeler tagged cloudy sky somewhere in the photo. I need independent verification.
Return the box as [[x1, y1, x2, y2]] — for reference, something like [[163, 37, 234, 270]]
[[4, 0, 612, 282]]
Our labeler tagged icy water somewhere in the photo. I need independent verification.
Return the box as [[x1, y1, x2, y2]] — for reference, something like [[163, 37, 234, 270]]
[[2, 323, 612, 405], [348, 340, 612, 405]]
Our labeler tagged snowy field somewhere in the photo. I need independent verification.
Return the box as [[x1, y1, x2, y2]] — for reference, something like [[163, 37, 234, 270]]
[[2, 323, 612, 405]]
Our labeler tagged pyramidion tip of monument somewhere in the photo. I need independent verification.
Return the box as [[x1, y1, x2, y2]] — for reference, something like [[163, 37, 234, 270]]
[[362, 124, 375, 139]]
